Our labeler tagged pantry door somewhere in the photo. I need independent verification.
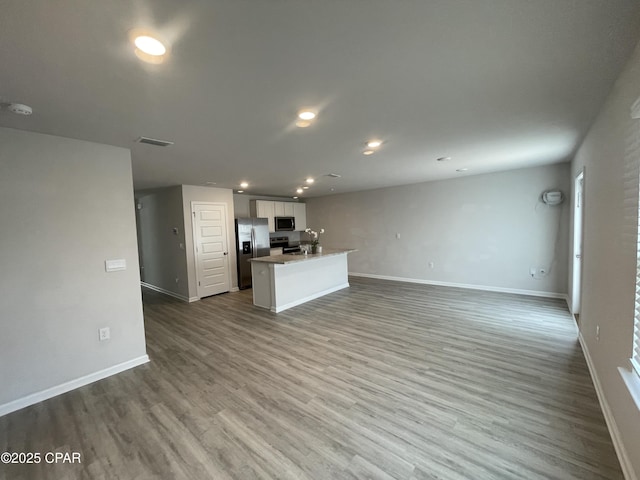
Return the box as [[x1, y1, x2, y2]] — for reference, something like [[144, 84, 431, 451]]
[[192, 203, 230, 298]]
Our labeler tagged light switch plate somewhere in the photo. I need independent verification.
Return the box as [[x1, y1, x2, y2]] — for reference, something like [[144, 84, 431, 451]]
[[105, 259, 126, 272]]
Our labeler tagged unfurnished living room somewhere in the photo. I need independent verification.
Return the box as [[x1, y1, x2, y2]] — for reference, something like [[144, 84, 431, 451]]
[[1, 1, 640, 479]]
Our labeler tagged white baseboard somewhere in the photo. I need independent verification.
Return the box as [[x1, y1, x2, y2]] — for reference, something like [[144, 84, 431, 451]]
[[272, 283, 350, 313], [230, 287, 240, 293], [349, 272, 567, 300], [188, 296, 199, 302], [0, 355, 150, 417], [579, 333, 637, 480], [141, 282, 191, 302]]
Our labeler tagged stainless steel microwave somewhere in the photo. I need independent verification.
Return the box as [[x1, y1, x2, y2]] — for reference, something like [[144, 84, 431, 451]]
[[275, 216, 295, 231]]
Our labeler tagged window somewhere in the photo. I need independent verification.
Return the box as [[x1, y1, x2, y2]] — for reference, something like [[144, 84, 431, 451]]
[[635, 217, 640, 376]]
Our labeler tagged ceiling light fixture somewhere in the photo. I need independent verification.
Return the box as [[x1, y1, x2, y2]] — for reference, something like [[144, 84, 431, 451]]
[[134, 35, 166, 56], [298, 110, 316, 121], [237, 190, 244, 193], [293, 196, 299, 199], [305, 178, 314, 184], [363, 150, 375, 156], [240, 181, 249, 188], [296, 188, 304, 194], [130, 30, 169, 64], [367, 140, 383, 148]]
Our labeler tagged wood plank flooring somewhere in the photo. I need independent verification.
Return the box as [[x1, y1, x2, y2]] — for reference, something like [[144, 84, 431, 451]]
[[0, 277, 622, 479]]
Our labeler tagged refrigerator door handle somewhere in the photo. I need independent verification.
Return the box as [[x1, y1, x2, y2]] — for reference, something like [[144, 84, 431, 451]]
[[251, 228, 256, 258]]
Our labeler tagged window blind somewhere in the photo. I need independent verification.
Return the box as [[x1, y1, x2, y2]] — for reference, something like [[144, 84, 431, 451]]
[[629, 102, 640, 377]]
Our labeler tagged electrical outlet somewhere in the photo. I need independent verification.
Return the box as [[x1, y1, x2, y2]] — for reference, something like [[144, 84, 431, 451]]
[[529, 267, 536, 277], [99, 327, 110, 342], [539, 267, 547, 276], [175, 277, 179, 283]]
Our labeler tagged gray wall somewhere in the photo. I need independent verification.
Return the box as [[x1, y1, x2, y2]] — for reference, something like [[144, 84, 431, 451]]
[[0, 128, 147, 407], [306, 163, 570, 295], [570, 38, 640, 477], [136, 186, 190, 299]]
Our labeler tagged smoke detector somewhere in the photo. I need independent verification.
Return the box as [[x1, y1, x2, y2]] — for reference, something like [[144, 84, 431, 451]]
[[2, 103, 33, 115]]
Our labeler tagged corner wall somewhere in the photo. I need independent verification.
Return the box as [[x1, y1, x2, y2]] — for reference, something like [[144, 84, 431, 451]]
[[305, 163, 570, 296], [0, 128, 148, 413], [570, 37, 640, 479], [135, 186, 190, 300]]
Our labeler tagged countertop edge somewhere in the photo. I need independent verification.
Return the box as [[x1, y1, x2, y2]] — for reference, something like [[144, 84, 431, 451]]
[[248, 248, 357, 265]]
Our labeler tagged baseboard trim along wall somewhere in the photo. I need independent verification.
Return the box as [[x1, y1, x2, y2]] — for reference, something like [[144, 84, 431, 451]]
[[272, 283, 350, 313], [141, 282, 237, 302], [349, 272, 567, 300], [141, 282, 191, 302], [579, 333, 637, 480], [0, 355, 150, 417]]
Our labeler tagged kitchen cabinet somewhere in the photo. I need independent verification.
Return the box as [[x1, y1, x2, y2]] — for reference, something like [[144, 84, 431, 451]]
[[251, 200, 306, 232], [293, 203, 307, 231], [251, 200, 276, 232], [273, 201, 295, 217]]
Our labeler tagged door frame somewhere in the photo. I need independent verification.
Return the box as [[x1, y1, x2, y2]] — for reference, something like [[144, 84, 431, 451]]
[[571, 168, 585, 317], [190, 201, 233, 299]]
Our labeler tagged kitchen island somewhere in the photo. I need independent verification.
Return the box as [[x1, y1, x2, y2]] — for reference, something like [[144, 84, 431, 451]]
[[249, 248, 356, 312]]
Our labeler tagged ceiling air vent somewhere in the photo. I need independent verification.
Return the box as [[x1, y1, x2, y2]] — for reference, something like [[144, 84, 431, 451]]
[[136, 136, 174, 147], [325, 173, 341, 178]]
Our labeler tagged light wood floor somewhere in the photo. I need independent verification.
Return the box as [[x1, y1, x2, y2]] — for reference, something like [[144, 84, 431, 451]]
[[0, 277, 622, 480]]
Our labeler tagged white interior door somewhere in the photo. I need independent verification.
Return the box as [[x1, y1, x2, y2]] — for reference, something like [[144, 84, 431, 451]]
[[571, 171, 584, 315], [192, 203, 230, 298]]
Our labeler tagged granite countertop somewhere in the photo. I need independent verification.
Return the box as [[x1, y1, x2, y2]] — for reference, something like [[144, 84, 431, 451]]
[[248, 248, 356, 265]]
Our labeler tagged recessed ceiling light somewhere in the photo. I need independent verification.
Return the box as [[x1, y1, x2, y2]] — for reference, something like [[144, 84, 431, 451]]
[[363, 150, 375, 155], [437, 157, 451, 162], [302, 186, 309, 190], [129, 29, 169, 64], [237, 190, 244, 193], [298, 110, 316, 121], [456, 168, 469, 172], [305, 178, 314, 184], [296, 188, 303, 194], [293, 196, 299, 199], [240, 181, 249, 188], [367, 140, 383, 148], [134, 35, 166, 56], [205, 181, 217, 185]]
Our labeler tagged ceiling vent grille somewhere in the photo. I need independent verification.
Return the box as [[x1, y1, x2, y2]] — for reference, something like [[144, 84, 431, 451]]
[[325, 173, 341, 178], [136, 136, 174, 147]]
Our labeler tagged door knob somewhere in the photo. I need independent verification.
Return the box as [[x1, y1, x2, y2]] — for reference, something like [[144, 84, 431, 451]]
[[223, 252, 228, 255]]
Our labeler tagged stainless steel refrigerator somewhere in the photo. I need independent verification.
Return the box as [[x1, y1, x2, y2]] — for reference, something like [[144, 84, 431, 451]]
[[235, 218, 270, 289]]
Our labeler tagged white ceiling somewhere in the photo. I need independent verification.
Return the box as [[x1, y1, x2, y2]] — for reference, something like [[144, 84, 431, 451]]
[[1, 1, 639, 197]]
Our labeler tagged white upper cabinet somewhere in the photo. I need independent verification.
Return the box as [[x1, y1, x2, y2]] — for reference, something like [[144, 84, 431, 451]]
[[251, 200, 306, 232], [251, 200, 276, 232], [283, 202, 295, 217], [293, 203, 307, 231]]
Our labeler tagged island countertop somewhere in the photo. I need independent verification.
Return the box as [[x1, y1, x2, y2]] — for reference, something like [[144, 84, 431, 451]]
[[248, 248, 356, 265]]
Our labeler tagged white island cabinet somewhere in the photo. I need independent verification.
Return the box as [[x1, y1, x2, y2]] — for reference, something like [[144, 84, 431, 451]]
[[249, 249, 355, 312]]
